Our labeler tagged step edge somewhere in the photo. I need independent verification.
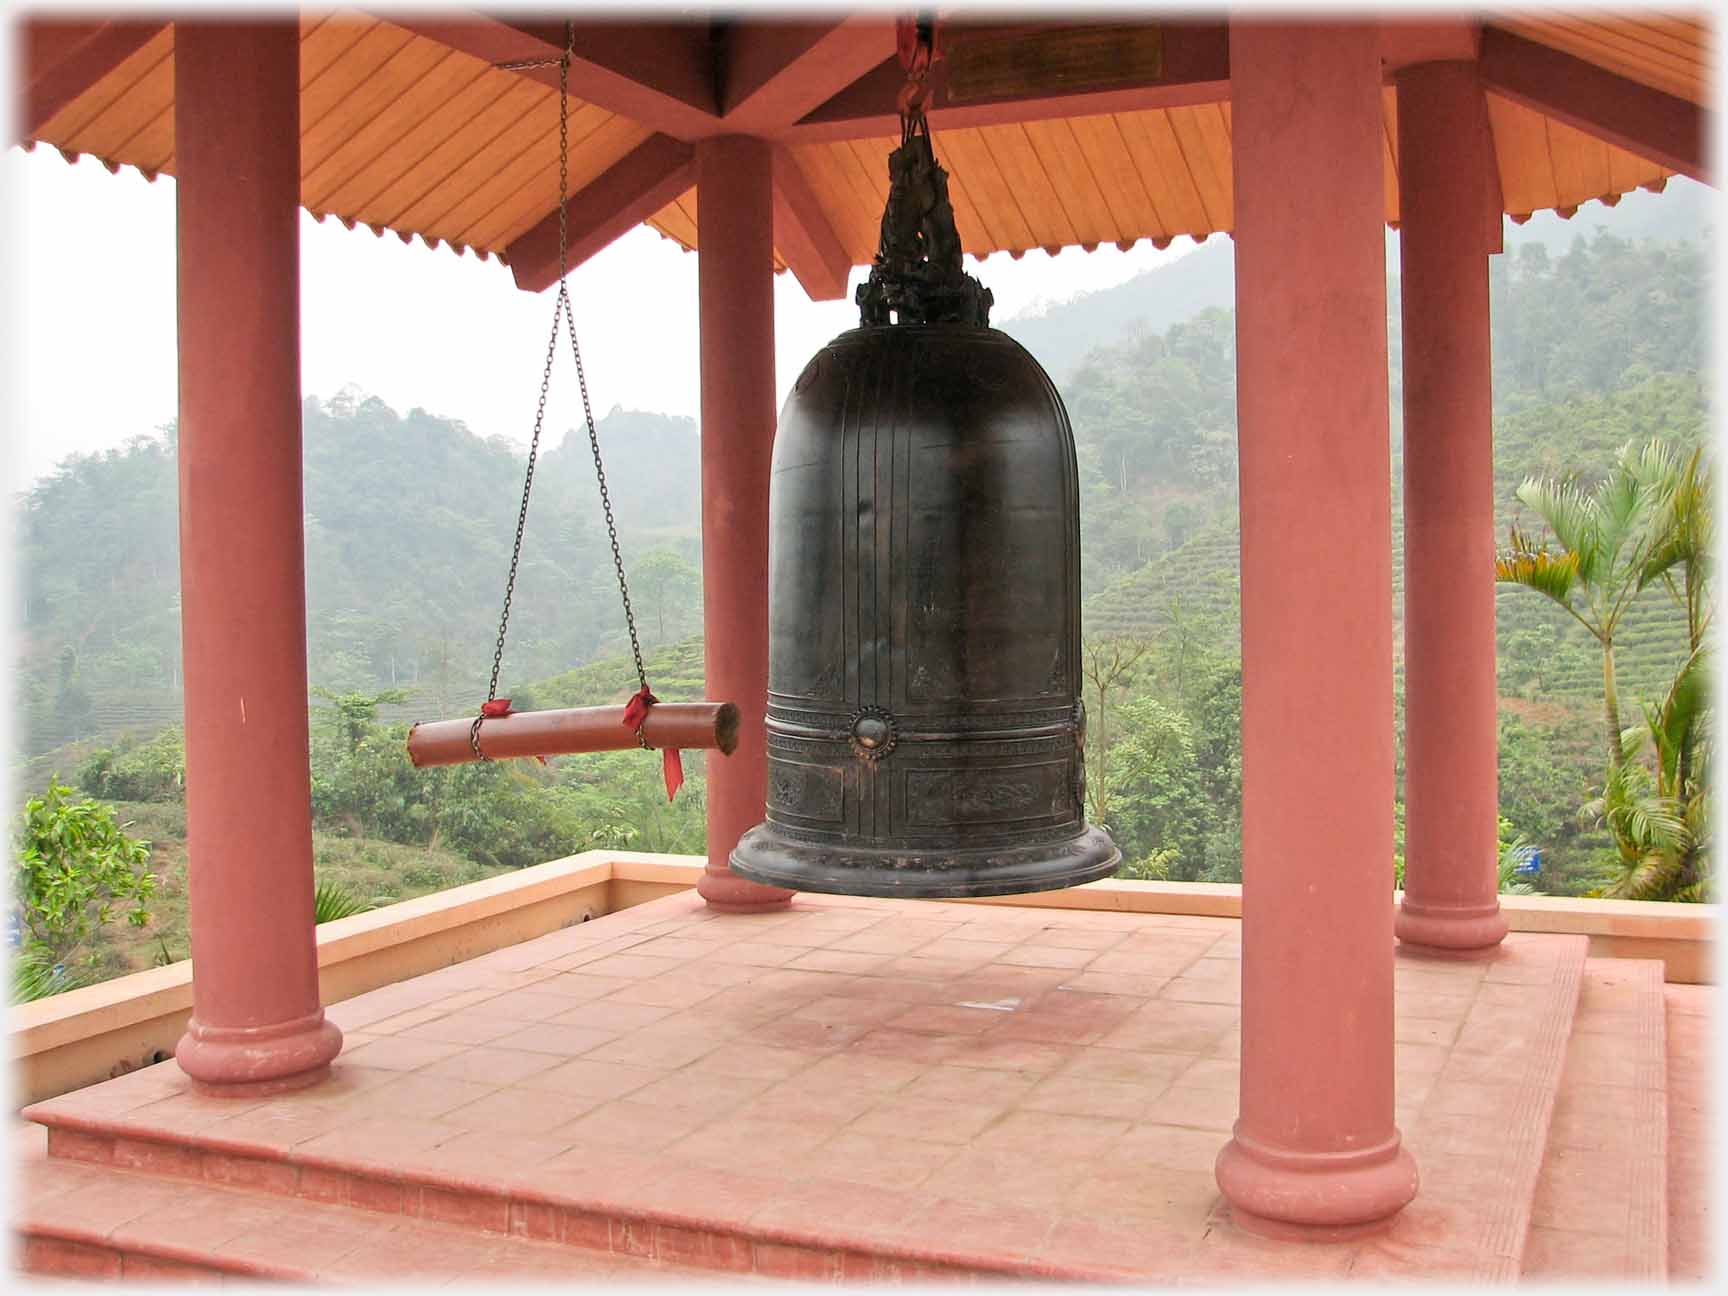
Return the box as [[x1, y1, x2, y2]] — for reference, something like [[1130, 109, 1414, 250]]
[[28, 1119, 1115, 1282], [1473, 932, 1588, 1280]]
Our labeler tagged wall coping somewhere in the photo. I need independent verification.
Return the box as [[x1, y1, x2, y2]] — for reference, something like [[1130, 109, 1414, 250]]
[[11, 852, 1714, 1062]]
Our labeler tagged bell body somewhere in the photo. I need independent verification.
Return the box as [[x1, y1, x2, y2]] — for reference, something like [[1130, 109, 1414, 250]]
[[730, 323, 1120, 898]]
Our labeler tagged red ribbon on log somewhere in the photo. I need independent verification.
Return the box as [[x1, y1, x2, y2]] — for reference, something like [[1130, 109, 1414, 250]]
[[475, 698, 545, 762], [624, 684, 684, 802]]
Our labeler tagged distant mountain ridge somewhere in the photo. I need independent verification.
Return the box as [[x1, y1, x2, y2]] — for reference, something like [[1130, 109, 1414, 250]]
[[999, 175, 1712, 384]]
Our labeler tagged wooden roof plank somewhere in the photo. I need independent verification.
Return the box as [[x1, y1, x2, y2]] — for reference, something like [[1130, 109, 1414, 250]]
[[1066, 113, 1165, 243], [300, 15, 379, 89], [506, 132, 697, 291], [432, 99, 610, 249], [1022, 116, 1126, 247], [790, 141, 879, 264], [36, 28, 171, 149], [409, 95, 560, 242], [299, 24, 419, 139], [1545, 116, 1597, 214], [1484, 93, 1559, 217], [482, 114, 653, 251], [300, 38, 456, 183], [305, 48, 477, 209], [836, 138, 901, 249], [941, 160, 996, 260], [58, 43, 172, 160], [771, 146, 854, 300], [1112, 108, 1210, 237], [117, 104, 174, 176], [934, 127, 1035, 253], [980, 122, 1083, 250], [1170, 102, 1234, 231], [374, 78, 547, 230]]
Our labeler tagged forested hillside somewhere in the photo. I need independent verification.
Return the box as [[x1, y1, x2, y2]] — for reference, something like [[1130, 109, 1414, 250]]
[[14, 397, 702, 755], [10, 213, 1712, 960]]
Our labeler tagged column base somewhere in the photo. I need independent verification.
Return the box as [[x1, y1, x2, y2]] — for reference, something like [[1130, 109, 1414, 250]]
[[1396, 896, 1509, 955], [1215, 1127, 1418, 1240], [697, 863, 794, 913], [177, 1008, 343, 1097]]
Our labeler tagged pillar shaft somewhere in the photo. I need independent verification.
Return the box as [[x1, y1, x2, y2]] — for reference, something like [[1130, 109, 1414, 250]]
[[1395, 62, 1510, 955], [695, 136, 794, 913], [174, 22, 341, 1094], [1215, 20, 1418, 1238]]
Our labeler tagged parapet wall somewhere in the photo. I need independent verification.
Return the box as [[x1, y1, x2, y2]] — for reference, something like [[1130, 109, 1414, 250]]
[[8, 853, 1711, 1107]]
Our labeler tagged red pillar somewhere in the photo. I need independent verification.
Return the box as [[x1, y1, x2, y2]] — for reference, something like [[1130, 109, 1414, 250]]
[[1215, 21, 1418, 1238], [1394, 62, 1510, 956], [173, 23, 342, 1094], [695, 136, 794, 914]]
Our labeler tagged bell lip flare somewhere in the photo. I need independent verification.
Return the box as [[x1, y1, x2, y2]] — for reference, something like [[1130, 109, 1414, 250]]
[[730, 823, 1120, 899]]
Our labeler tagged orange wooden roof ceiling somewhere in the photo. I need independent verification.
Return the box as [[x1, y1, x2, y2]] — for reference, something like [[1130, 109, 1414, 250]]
[[20, 11, 1711, 287]]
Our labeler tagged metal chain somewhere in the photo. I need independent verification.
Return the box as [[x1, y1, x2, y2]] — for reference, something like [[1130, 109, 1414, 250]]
[[560, 287, 650, 710], [473, 20, 649, 759]]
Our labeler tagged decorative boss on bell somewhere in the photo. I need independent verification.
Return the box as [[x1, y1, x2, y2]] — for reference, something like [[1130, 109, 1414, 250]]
[[729, 17, 1120, 899]]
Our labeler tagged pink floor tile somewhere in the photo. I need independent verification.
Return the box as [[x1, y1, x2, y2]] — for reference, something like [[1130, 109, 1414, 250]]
[[21, 894, 1622, 1287]]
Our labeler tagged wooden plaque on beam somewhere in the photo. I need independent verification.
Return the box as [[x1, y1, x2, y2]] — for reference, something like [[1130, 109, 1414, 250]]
[[945, 26, 1164, 104]]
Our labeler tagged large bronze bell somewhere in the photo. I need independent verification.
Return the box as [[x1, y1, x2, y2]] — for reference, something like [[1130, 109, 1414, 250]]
[[729, 111, 1119, 899]]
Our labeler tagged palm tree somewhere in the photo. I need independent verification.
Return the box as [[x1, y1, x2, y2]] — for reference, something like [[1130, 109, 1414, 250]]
[[1496, 439, 1686, 774], [1587, 645, 1710, 901], [1499, 438, 1710, 903]]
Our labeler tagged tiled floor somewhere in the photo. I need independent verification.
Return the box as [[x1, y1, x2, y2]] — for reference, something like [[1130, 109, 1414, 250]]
[[24, 889, 1591, 1282], [1521, 958, 1670, 1281]]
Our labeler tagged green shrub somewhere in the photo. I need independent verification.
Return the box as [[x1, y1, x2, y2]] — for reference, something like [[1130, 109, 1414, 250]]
[[12, 779, 156, 968], [77, 728, 186, 803]]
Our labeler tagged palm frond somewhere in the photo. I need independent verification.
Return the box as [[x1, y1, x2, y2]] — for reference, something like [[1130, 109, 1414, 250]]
[[12, 947, 84, 1004], [1514, 477, 1597, 569], [313, 880, 376, 924], [1496, 526, 1582, 608]]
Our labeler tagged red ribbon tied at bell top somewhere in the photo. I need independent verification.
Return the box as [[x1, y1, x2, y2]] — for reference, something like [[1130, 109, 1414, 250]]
[[624, 684, 684, 802]]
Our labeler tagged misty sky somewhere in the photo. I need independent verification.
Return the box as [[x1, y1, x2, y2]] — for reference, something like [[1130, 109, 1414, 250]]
[[3, 146, 1194, 495]]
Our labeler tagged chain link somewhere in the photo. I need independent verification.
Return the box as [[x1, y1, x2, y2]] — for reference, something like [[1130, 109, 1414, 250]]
[[473, 20, 650, 759]]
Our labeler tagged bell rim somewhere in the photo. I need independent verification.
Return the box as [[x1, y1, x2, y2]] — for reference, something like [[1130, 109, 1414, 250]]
[[729, 823, 1121, 900]]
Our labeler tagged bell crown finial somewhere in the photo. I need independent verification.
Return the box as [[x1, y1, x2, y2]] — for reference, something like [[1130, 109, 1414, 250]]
[[856, 20, 992, 328]]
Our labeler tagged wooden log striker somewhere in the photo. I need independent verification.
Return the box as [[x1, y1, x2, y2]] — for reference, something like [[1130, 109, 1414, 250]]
[[407, 702, 740, 768]]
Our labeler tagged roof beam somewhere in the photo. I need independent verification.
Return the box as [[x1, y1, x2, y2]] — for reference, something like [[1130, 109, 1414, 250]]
[[20, 17, 167, 138], [505, 134, 697, 293], [718, 17, 898, 133], [786, 20, 1230, 143], [385, 13, 722, 141], [772, 148, 853, 302], [1478, 26, 1708, 182]]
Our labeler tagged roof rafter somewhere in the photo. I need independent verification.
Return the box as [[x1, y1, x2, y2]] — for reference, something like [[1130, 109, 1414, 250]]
[[505, 133, 697, 293], [1478, 25, 1708, 182], [772, 148, 852, 301], [383, 12, 721, 141], [786, 21, 1231, 143], [20, 17, 167, 138], [718, 16, 898, 132]]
